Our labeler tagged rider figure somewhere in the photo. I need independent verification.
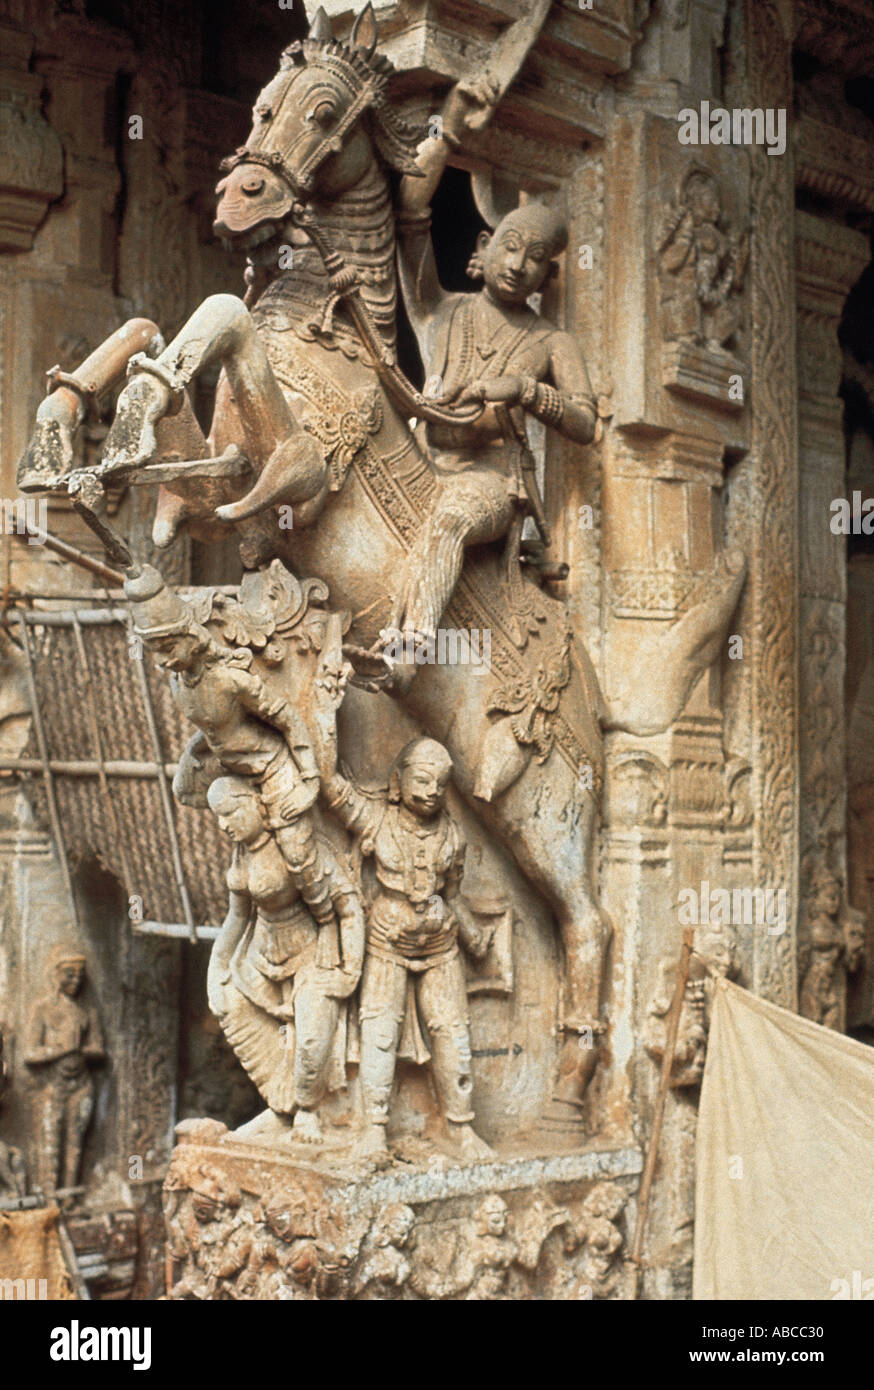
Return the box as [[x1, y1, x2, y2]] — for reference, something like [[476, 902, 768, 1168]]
[[389, 77, 598, 659]]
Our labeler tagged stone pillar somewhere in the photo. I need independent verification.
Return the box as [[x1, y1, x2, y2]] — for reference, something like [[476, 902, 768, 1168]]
[[724, 0, 800, 1009], [794, 211, 870, 1021]]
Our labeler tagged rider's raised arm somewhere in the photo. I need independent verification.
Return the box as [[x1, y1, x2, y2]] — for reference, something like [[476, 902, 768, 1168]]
[[396, 128, 453, 335], [397, 77, 499, 338]]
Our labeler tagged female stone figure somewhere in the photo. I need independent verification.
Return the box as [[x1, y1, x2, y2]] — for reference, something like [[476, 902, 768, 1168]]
[[206, 775, 363, 1142], [799, 866, 865, 1031]]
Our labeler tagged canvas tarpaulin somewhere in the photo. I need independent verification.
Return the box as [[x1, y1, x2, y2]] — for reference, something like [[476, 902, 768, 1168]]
[[693, 978, 874, 1300], [0, 1206, 76, 1299]]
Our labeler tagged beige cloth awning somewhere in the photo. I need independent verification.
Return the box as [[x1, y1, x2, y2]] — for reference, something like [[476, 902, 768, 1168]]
[[693, 978, 874, 1300]]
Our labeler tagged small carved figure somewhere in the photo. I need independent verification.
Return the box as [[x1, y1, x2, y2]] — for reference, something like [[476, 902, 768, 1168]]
[[321, 733, 492, 1161], [645, 920, 739, 1087], [799, 866, 866, 1031], [657, 167, 747, 353], [206, 775, 363, 1142], [353, 1202, 416, 1300], [23, 945, 104, 1194], [552, 1183, 628, 1301], [388, 76, 598, 658], [409, 1192, 516, 1300], [241, 1187, 322, 1300], [0, 1028, 26, 1198], [167, 1169, 253, 1299], [462, 1194, 518, 1300], [126, 564, 346, 936]]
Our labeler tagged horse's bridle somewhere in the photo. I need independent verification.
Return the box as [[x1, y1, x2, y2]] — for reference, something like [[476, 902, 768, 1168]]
[[219, 56, 482, 429]]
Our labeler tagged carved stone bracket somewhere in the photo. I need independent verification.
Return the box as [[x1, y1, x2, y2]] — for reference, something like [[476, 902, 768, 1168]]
[[0, 27, 63, 253]]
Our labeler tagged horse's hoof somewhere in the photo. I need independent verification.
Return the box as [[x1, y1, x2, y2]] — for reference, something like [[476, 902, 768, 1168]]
[[101, 376, 168, 475], [18, 416, 76, 493]]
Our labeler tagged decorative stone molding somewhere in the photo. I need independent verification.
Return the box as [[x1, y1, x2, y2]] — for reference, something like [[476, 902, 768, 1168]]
[[0, 27, 62, 252]]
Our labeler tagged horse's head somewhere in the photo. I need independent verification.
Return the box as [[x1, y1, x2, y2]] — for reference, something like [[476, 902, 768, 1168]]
[[213, 3, 422, 254]]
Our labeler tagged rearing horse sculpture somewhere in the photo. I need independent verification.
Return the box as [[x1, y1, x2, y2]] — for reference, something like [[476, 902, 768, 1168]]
[[18, 4, 745, 1122]]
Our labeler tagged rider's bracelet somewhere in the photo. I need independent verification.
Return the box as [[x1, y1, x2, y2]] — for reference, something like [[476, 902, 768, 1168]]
[[518, 376, 539, 410], [532, 382, 563, 427]]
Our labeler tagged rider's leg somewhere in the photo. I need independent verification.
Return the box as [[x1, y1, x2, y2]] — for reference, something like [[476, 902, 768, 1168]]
[[274, 816, 339, 931], [392, 470, 515, 640]]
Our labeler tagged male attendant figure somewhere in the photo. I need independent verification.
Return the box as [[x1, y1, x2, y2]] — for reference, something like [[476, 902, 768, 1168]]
[[322, 737, 492, 1160]]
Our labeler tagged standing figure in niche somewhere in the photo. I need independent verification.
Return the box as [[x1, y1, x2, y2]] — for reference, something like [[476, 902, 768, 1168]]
[[320, 732, 492, 1161], [24, 945, 104, 1193], [657, 166, 747, 353], [206, 775, 363, 1142], [386, 76, 598, 668], [799, 865, 865, 1031]]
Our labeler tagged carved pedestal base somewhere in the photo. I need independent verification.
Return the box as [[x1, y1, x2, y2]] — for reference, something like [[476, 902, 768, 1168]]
[[164, 1121, 642, 1301]]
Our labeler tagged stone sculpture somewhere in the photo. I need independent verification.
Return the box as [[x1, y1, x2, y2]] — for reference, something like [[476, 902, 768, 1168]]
[[645, 921, 739, 1088], [18, 3, 747, 1123], [23, 945, 104, 1194], [386, 76, 598, 665], [799, 864, 866, 1031], [320, 727, 493, 1161], [657, 166, 748, 354], [10, 1, 771, 1301], [205, 774, 362, 1142], [352, 1202, 415, 1299], [165, 1165, 253, 1300], [125, 564, 350, 942]]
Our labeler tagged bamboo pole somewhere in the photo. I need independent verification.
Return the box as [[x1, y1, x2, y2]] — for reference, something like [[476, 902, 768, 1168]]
[[128, 616, 196, 940], [0, 757, 177, 776], [17, 617, 80, 929], [5, 608, 124, 626], [626, 925, 696, 1298], [134, 921, 219, 941], [13, 527, 125, 586]]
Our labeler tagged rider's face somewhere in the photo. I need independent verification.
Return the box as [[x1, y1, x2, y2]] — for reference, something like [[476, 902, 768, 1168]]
[[400, 759, 449, 819], [482, 225, 553, 304]]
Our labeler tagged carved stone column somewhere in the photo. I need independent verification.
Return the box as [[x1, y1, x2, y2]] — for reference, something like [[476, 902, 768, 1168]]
[[724, 0, 800, 1008], [795, 211, 870, 1024]]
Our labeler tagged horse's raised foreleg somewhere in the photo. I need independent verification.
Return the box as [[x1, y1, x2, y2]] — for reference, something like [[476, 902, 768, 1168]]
[[18, 319, 164, 494], [100, 294, 325, 512]]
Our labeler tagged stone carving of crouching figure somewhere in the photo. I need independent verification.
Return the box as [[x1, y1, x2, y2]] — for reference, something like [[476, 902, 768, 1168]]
[[321, 737, 492, 1161], [207, 775, 363, 1143], [24, 945, 104, 1194]]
